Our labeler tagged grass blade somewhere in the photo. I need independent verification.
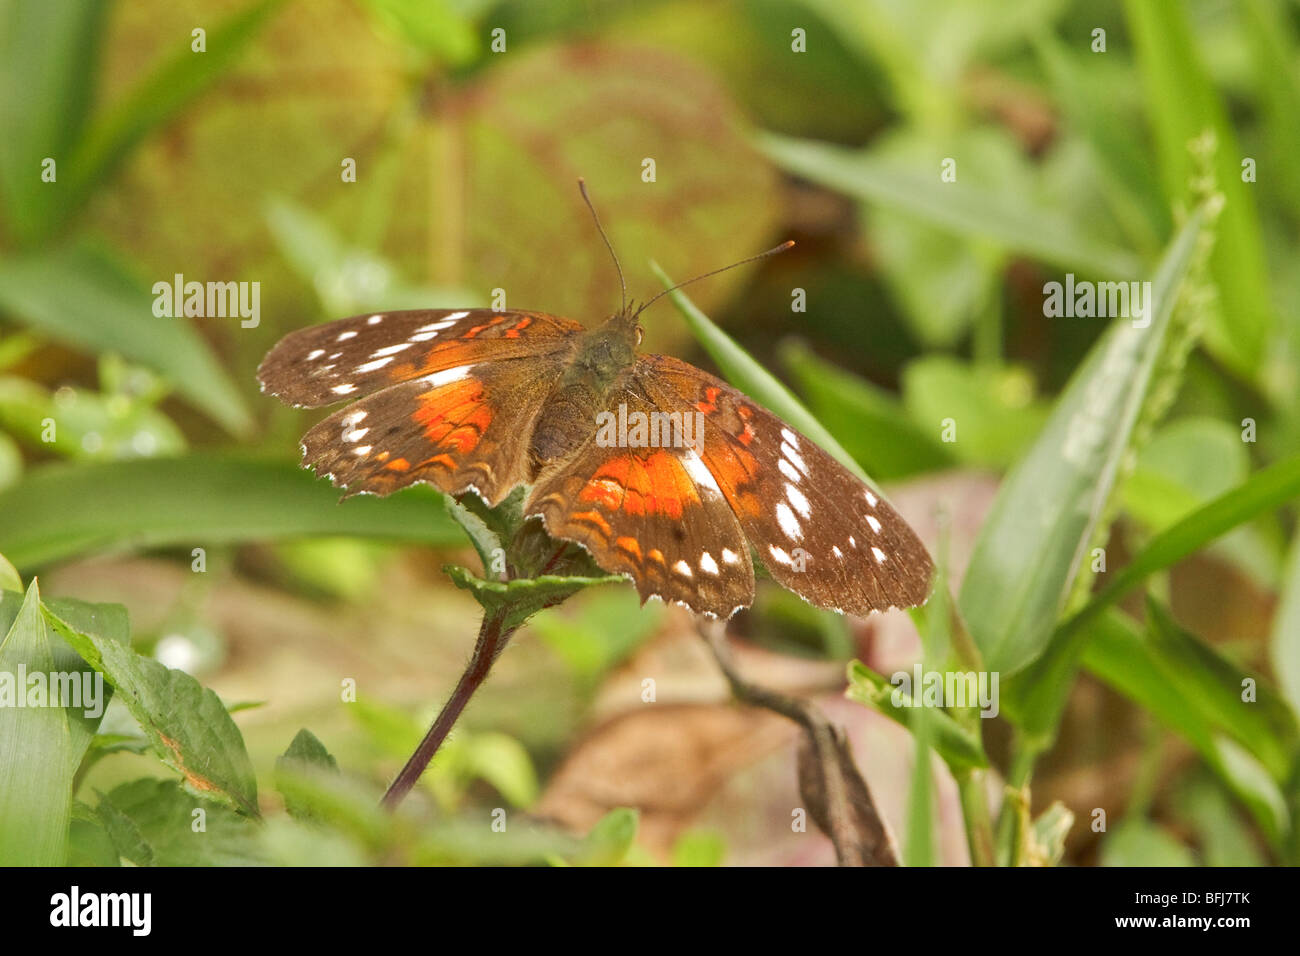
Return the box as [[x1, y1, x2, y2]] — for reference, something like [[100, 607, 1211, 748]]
[[0, 453, 466, 570]]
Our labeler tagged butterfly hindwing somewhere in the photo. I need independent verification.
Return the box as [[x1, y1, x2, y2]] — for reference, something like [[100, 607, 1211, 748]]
[[300, 357, 563, 505], [638, 354, 933, 616], [526, 389, 756, 618], [257, 308, 582, 408]]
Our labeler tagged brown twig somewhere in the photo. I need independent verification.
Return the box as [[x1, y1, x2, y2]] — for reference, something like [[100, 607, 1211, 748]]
[[699, 620, 899, 866]]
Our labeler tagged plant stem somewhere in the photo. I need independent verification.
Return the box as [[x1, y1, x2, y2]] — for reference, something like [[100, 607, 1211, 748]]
[[956, 770, 997, 866], [381, 610, 515, 810], [700, 622, 898, 866]]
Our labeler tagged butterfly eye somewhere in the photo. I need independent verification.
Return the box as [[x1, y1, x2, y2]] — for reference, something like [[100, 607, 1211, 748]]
[[635, 325, 644, 346]]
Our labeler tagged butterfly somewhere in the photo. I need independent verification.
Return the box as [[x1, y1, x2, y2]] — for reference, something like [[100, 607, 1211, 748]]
[[258, 184, 933, 619]]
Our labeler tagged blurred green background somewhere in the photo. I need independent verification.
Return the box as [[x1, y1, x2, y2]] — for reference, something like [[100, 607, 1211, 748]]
[[1, 0, 1298, 866]]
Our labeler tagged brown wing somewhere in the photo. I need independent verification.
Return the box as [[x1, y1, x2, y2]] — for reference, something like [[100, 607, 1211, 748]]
[[299, 358, 562, 505], [526, 388, 755, 618], [638, 354, 933, 616], [257, 308, 581, 408]]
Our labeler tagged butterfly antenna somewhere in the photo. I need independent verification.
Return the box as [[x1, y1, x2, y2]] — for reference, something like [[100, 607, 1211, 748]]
[[635, 240, 795, 318], [578, 178, 628, 315]]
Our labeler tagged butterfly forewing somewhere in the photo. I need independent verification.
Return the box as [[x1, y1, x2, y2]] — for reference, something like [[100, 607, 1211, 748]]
[[299, 357, 564, 505], [257, 308, 582, 408], [527, 388, 756, 618], [639, 354, 933, 616]]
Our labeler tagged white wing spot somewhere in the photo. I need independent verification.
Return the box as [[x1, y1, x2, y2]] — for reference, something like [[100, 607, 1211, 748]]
[[768, 545, 793, 566], [832, 545, 843, 558], [307, 349, 325, 360], [681, 449, 722, 498], [419, 365, 473, 388], [848, 535, 857, 547], [331, 384, 357, 395], [416, 319, 457, 333], [342, 410, 368, 426], [780, 428, 800, 448], [355, 357, 393, 373], [367, 314, 383, 325], [781, 442, 809, 475], [372, 343, 412, 357], [673, 559, 694, 578], [410, 332, 436, 342], [721, 548, 740, 565], [786, 485, 810, 518], [337, 330, 357, 341], [353, 445, 372, 456], [778, 459, 801, 483], [867, 515, 882, 533], [444, 311, 470, 321], [699, 552, 719, 575], [871, 546, 888, 564], [775, 503, 803, 540], [342, 427, 369, 443], [864, 490, 878, 507]]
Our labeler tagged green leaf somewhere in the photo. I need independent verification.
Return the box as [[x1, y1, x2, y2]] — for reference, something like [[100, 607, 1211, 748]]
[[844, 661, 988, 774], [757, 131, 1141, 278], [67, 801, 120, 866], [0, 0, 107, 245], [1080, 453, 1300, 634], [0, 582, 72, 864], [579, 808, 639, 866], [57, 0, 287, 235], [779, 341, 954, 480], [958, 203, 1209, 675], [44, 603, 259, 816], [1126, 0, 1274, 384], [0, 244, 252, 435], [275, 728, 339, 822], [651, 262, 875, 488], [444, 565, 623, 633], [1100, 819, 1195, 867], [0, 453, 466, 570], [1076, 606, 1291, 840], [900, 357, 1047, 469], [96, 778, 268, 866], [1027, 802, 1074, 868], [0, 551, 19, 591], [671, 829, 726, 867]]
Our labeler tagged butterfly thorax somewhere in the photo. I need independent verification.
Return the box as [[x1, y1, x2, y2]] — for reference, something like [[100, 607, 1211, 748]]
[[527, 312, 638, 471]]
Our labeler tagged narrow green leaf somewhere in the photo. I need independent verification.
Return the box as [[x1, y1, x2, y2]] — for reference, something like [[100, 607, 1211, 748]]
[[0, 244, 252, 435], [59, 0, 287, 230], [650, 261, 875, 489], [0, 453, 466, 570], [1077, 607, 1291, 840], [779, 341, 954, 480], [757, 131, 1141, 278], [45, 604, 260, 816], [958, 203, 1207, 675], [0, 552, 19, 591], [0, 582, 71, 864], [1125, 0, 1273, 382], [0, 0, 107, 244]]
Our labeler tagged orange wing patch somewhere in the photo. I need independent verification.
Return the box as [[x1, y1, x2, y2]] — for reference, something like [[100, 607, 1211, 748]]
[[411, 377, 491, 462]]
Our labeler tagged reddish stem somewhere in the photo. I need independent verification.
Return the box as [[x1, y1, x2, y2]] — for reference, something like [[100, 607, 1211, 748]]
[[380, 612, 514, 809]]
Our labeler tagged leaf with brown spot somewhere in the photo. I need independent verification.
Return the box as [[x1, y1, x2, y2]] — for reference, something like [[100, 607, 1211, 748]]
[[45, 604, 259, 817]]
